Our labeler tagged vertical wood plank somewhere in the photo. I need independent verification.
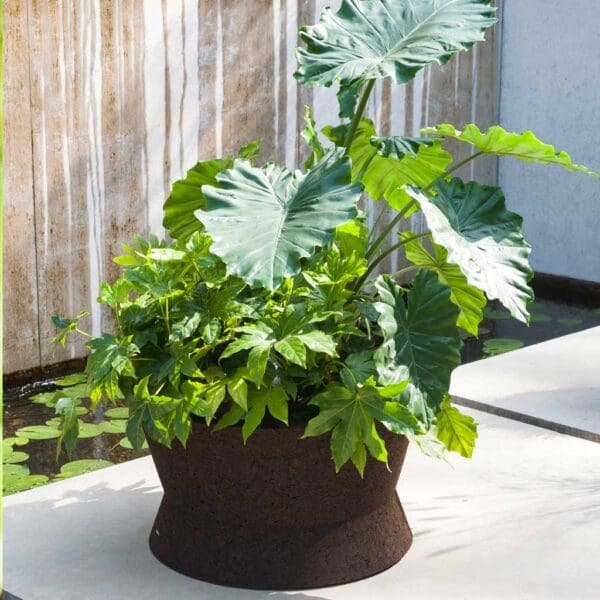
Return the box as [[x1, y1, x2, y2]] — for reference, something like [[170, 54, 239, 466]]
[[221, 0, 276, 160], [3, 0, 41, 374], [197, 0, 219, 160]]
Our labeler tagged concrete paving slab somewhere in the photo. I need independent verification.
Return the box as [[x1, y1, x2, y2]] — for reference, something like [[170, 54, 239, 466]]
[[5, 408, 600, 600], [451, 326, 600, 437]]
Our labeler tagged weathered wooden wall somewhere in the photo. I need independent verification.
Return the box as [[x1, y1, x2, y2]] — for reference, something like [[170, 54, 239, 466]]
[[3, 0, 501, 377]]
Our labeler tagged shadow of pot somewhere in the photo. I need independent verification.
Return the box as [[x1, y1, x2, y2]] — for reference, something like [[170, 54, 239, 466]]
[[147, 420, 412, 590]]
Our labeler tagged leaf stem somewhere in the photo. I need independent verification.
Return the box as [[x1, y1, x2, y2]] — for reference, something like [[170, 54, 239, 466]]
[[369, 204, 389, 242], [355, 231, 431, 291], [344, 80, 376, 152], [365, 200, 417, 262], [424, 150, 484, 192]]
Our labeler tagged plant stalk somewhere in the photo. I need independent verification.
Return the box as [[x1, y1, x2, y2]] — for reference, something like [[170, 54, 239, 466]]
[[344, 80, 376, 152], [355, 231, 431, 291]]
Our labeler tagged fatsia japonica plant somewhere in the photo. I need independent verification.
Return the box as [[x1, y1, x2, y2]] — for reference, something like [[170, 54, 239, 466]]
[[50, 0, 598, 475]]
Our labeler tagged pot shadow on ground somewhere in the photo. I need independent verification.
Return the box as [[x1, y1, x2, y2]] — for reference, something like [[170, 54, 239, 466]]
[[4, 480, 333, 600]]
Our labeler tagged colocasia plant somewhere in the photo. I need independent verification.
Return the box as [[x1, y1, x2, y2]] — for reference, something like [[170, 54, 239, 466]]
[[51, 0, 598, 475]]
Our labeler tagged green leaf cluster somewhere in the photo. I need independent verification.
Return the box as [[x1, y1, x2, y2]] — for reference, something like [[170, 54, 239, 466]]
[[43, 0, 599, 475]]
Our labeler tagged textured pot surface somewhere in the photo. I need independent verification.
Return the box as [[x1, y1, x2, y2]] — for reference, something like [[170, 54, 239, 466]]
[[147, 421, 412, 590]]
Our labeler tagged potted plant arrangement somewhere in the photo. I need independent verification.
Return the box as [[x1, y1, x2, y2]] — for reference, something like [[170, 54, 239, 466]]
[[48, 0, 598, 590]]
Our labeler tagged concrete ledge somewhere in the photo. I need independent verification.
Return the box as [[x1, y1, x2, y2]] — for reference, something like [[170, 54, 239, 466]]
[[451, 326, 600, 437]]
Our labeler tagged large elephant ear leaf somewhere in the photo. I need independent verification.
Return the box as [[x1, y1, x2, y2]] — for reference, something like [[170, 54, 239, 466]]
[[197, 149, 361, 290], [423, 124, 600, 179], [373, 271, 462, 413], [295, 0, 496, 91], [405, 178, 534, 323], [163, 157, 233, 241], [402, 234, 486, 336]]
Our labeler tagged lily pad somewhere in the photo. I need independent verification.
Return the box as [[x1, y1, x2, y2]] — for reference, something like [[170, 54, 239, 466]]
[[483, 338, 524, 357], [77, 422, 105, 439], [530, 313, 552, 323], [55, 459, 114, 480], [99, 419, 128, 434], [557, 317, 583, 326], [3, 449, 29, 464], [54, 373, 88, 386], [3, 436, 29, 448], [484, 309, 511, 320], [15, 425, 60, 440], [119, 437, 149, 451], [3, 473, 49, 495], [104, 407, 129, 419]]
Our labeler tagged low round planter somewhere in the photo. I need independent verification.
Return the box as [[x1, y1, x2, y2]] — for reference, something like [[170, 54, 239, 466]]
[[147, 420, 412, 590]]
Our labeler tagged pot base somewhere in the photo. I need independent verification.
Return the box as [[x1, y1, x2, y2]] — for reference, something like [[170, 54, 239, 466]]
[[147, 423, 412, 590], [149, 492, 412, 590]]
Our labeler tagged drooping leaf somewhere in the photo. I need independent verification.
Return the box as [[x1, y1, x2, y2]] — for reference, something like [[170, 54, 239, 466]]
[[198, 149, 360, 290], [423, 123, 600, 179], [304, 382, 418, 474], [242, 388, 289, 443], [373, 271, 461, 412], [402, 234, 486, 335], [324, 118, 452, 212], [295, 0, 496, 89], [163, 157, 234, 241], [405, 178, 534, 323], [436, 396, 478, 458]]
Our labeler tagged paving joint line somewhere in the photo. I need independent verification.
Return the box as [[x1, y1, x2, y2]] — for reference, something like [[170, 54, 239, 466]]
[[452, 395, 600, 444]]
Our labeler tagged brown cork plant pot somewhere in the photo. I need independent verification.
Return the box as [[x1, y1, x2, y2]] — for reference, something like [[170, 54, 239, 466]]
[[146, 419, 413, 590]]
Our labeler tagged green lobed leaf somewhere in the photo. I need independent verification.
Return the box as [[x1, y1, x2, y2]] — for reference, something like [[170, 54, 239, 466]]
[[373, 271, 462, 412], [197, 149, 361, 290], [436, 396, 478, 458], [405, 178, 534, 323], [163, 157, 234, 241], [242, 388, 289, 443], [402, 234, 486, 335], [324, 118, 452, 212], [304, 382, 419, 474], [295, 0, 496, 89], [423, 123, 600, 179]]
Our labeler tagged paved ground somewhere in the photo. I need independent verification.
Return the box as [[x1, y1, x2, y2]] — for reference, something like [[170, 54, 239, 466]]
[[4, 328, 600, 599]]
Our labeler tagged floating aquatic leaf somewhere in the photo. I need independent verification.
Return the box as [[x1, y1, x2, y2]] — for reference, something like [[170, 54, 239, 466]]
[[77, 422, 105, 439], [55, 459, 114, 479], [484, 309, 511, 320], [99, 419, 127, 434], [3, 449, 29, 464], [530, 313, 551, 323], [483, 338, 524, 357], [54, 373, 88, 386], [104, 407, 129, 419], [3, 463, 49, 495], [557, 317, 583, 326], [118, 437, 149, 451], [15, 425, 60, 440]]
